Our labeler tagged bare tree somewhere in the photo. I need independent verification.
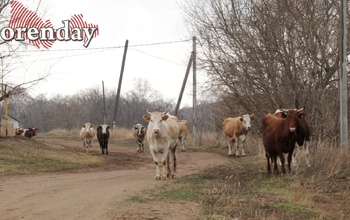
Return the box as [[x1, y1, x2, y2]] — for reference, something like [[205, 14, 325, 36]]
[[182, 0, 348, 141]]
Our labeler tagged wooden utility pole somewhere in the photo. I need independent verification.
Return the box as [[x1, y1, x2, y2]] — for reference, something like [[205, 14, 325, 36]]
[[175, 53, 193, 117], [102, 81, 107, 124], [113, 40, 129, 130], [192, 36, 197, 147], [340, 0, 348, 150]]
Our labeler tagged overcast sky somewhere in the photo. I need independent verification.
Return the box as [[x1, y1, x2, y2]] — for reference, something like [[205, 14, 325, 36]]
[[5, 0, 201, 106]]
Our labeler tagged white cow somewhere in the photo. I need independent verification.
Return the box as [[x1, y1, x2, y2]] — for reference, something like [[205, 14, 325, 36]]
[[80, 122, 95, 153], [143, 110, 179, 180], [178, 120, 189, 152]]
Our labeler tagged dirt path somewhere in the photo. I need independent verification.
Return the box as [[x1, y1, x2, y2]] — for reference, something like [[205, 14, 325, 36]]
[[0, 140, 228, 220]]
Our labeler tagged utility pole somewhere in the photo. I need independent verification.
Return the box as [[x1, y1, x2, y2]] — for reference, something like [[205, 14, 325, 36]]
[[175, 53, 193, 117], [102, 81, 107, 124], [340, 0, 348, 150], [192, 36, 197, 147], [113, 40, 128, 130]]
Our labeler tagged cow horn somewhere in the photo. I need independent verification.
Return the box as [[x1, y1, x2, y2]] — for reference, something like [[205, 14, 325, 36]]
[[297, 107, 304, 112], [281, 108, 289, 112], [146, 109, 151, 114], [250, 113, 254, 117], [162, 109, 167, 115]]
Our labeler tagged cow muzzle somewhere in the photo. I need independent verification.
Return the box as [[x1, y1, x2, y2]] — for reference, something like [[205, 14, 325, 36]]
[[153, 128, 160, 134], [289, 127, 296, 132]]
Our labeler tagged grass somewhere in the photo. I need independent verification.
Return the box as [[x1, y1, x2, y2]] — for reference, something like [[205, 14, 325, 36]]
[[1, 129, 350, 219]]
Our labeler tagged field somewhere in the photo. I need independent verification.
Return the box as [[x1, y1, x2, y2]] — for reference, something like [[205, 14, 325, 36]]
[[0, 129, 350, 219]]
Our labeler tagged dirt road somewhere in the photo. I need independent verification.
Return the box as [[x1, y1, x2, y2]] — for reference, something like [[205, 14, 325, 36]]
[[0, 140, 228, 220]]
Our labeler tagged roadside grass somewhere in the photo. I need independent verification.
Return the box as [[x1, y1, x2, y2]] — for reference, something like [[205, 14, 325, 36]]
[[124, 135, 350, 219], [2, 129, 350, 219]]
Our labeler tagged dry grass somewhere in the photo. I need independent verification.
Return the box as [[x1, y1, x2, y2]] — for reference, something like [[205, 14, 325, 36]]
[[3, 128, 350, 219]]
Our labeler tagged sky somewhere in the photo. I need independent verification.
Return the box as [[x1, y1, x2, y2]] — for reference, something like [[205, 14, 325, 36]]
[[2, 0, 202, 107]]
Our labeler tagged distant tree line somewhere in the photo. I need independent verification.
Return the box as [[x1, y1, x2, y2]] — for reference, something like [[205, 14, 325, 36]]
[[5, 79, 179, 132]]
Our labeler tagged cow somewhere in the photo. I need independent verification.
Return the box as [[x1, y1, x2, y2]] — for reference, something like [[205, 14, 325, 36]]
[[18, 127, 38, 138], [133, 123, 146, 153], [275, 108, 311, 167], [80, 123, 95, 153], [178, 120, 189, 152], [261, 108, 305, 174], [143, 110, 179, 180], [222, 114, 254, 157], [97, 124, 110, 155]]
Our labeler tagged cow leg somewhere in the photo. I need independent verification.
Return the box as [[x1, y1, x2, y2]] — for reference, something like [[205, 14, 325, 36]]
[[228, 139, 233, 156], [304, 141, 311, 167], [240, 135, 247, 156], [106, 142, 109, 155], [265, 153, 272, 174], [167, 147, 176, 178], [272, 155, 279, 173], [287, 151, 293, 173], [278, 152, 286, 175], [150, 151, 161, 180], [161, 147, 170, 180]]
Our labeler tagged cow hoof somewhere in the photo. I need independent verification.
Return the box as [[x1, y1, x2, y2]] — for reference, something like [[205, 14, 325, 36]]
[[242, 154, 247, 156], [161, 176, 167, 180], [155, 176, 161, 180]]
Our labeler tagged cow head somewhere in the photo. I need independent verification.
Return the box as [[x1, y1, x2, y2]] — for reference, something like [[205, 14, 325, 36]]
[[133, 123, 145, 137], [82, 123, 94, 134], [15, 128, 24, 135], [143, 110, 168, 136], [98, 124, 109, 134], [281, 108, 305, 132], [239, 114, 254, 131], [30, 127, 38, 137]]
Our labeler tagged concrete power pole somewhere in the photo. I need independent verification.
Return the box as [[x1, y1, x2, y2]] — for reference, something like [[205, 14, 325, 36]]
[[113, 40, 129, 130], [340, 0, 348, 150], [192, 36, 197, 147]]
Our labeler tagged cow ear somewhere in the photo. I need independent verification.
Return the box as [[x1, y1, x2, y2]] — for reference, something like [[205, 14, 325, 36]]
[[298, 113, 305, 118], [239, 117, 243, 121], [133, 125, 138, 129], [250, 114, 255, 120], [143, 114, 151, 122], [162, 114, 169, 121]]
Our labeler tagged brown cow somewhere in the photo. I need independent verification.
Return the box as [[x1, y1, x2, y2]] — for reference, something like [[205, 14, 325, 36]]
[[274, 108, 311, 167], [262, 109, 305, 174], [178, 120, 189, 152], [223, 114, 254, 157]]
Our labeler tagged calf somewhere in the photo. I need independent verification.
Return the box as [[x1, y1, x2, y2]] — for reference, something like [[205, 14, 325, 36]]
[[133, 123, 146, 153], [223, 114, 254, 156], [143, 110, 179, 180], [97, 124, 110, 155], [262, 109, 304, 174], [80, 123, 95, 153]]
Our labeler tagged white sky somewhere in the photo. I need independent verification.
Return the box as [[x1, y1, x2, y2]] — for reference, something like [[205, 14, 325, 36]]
[[3, 0, 203, 107]]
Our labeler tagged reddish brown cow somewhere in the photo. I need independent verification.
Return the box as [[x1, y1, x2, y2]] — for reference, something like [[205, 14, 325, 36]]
[[262, 109, 305, 174], [274, 108, 311, 167]]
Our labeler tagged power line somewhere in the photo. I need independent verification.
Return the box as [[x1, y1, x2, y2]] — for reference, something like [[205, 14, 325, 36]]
[[1, 39, 191, 53]]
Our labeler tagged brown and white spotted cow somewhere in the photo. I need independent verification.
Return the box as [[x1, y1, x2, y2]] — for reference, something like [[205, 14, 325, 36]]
[[133, 123, 146, 153]]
